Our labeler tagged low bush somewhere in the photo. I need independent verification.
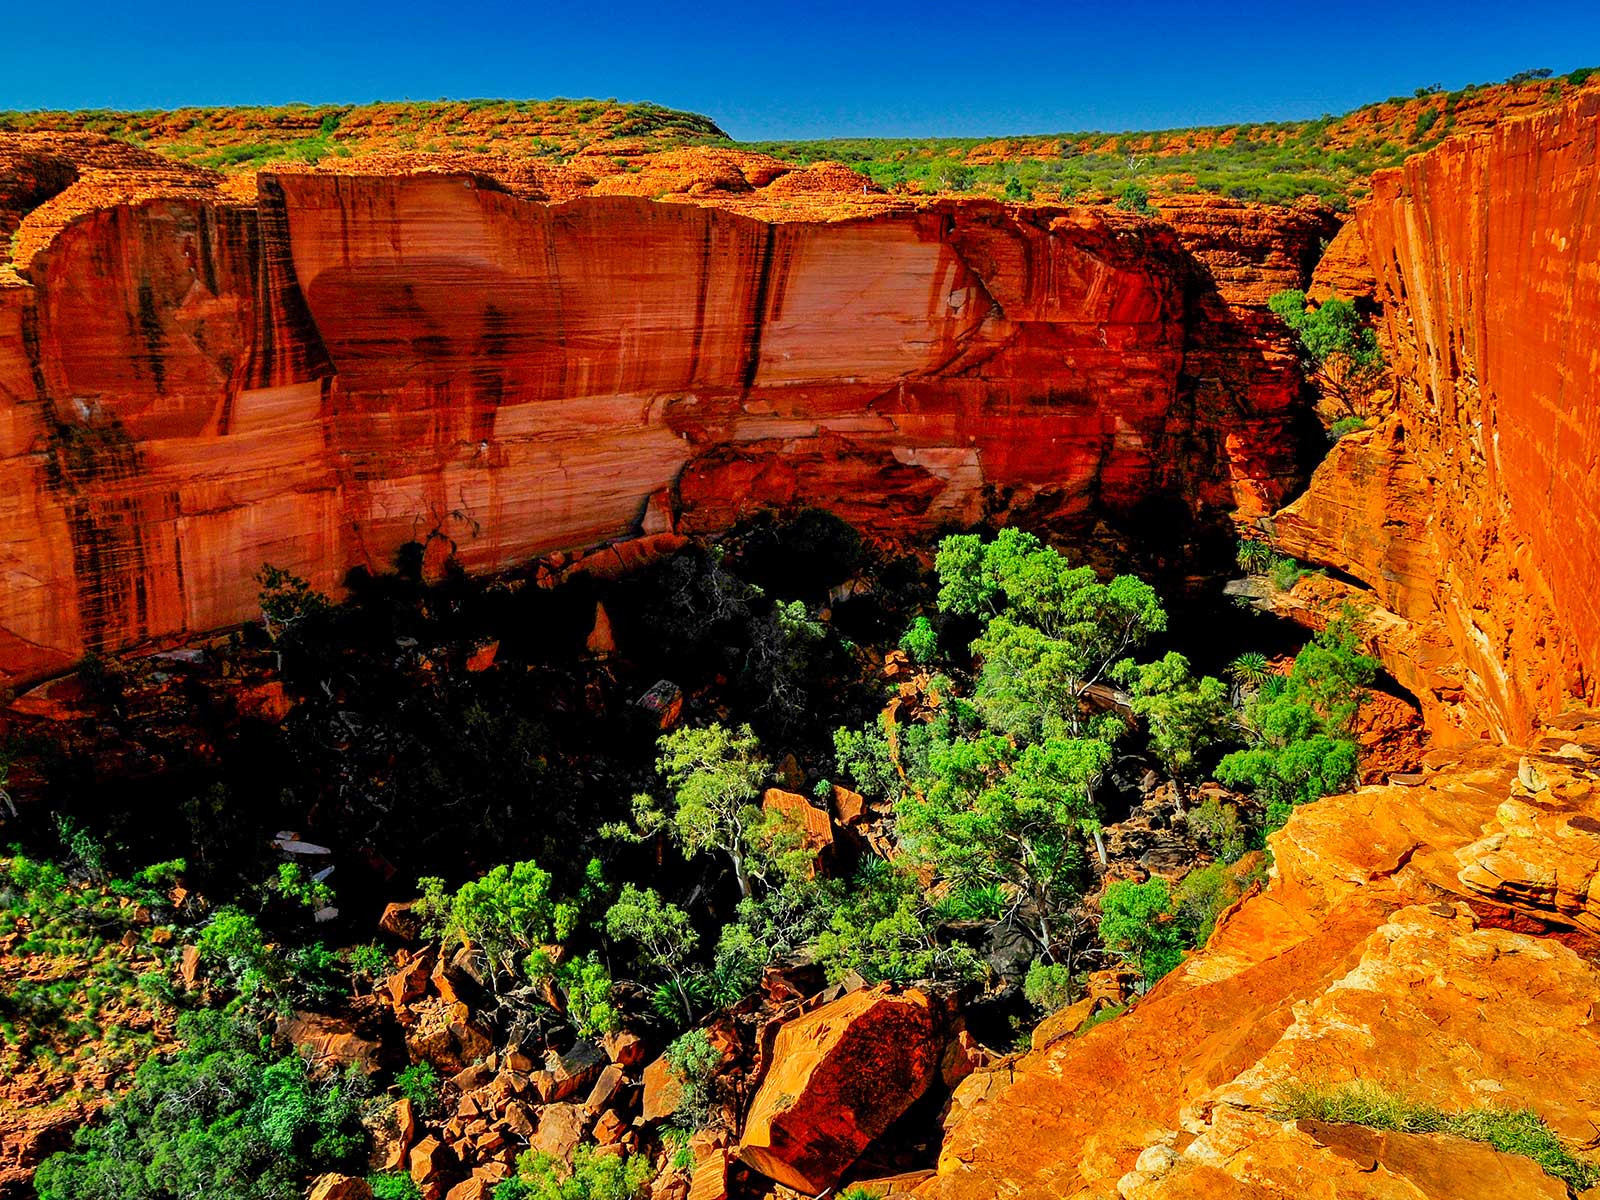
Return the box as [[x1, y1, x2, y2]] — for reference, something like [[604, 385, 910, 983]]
[[899, 615, 939, 664], [35, 1010, 369, 1200], [1218, 617, 1375, 830], [395, 1061, 441, 1116], [493, 1147, 653, 1200], [1098, 878, 1187, 985], [1023, 960, 1075, 1011], [662, 1029, 721, 1132], [367, 1174, 423, 1200]]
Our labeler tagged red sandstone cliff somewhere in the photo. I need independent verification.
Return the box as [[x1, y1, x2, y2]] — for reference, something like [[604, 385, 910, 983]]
[[1273, 92, 1600, 742], [921, 92, 1600, 1200], [0, 143, 1332, 690]]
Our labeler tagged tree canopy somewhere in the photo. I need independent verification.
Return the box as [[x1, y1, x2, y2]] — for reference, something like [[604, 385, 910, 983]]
[[1268, 289, 1386, 417]]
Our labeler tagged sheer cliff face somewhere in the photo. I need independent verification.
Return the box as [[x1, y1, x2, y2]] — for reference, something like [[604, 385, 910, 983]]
[[0, 159, 1329, 689], [923, 100, 1600, 1199], [1275, 93, 1600, 741]]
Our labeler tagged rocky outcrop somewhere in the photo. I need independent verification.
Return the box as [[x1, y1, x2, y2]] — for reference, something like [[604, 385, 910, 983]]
[[929, 713, 1600, 1199], [0, 139, 1333, 691], [740, 985, 943, 1193], [1272, 92, 1600, 741]]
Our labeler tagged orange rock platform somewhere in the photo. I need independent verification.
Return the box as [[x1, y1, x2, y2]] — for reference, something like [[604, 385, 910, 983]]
[[929, 715, 1600, 1200]]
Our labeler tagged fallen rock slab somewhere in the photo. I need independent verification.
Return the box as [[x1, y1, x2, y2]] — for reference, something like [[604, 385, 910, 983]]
[[738, 984, 941, 1193]]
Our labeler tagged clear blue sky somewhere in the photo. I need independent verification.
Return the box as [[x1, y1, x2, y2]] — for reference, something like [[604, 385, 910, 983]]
[[8, 0, 1599, 140]]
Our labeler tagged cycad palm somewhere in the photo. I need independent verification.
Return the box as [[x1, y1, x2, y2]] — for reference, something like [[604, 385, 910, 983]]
[[1236, 540, 1275, 574], [1227, 651, 1272, 688]]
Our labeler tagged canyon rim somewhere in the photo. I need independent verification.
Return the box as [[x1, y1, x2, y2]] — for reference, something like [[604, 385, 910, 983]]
[[1, 48, 1599, 1200]]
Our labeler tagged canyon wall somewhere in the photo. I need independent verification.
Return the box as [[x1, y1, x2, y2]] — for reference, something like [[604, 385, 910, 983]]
[[1274, 92, 1600, 741], [0, 143, 1332, 690], [924, 92, 1600, 1200]]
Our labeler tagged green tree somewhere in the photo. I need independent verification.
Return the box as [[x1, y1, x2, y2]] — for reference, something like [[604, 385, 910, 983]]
[[604, 884, 700, 1022], [708, 866, 846, 1004], [557, 953, 622, 1038], [1117, 179, 1154, 214], [1217, 619, 1377, 831], [35, 1010, 367, 1200], [255, 564, 331, 670], [1098, 878, 1188, 986], [742, 600, 829, 729], [635, 723, 771, 899], [416, 860, 582, 985], [898, 733, 1108, 959], [191, 927, 345, 1014], [937, 529, 1166, 739], [832, 716, 903, 804], [1171, 860, 1252, 945], [1023, 959, 1075, 1011], [1113, 652, 1233, 799], [395, 1063, 441, 1116], [811, 861, 982, 986], [663, 1029, 722, 1131], [898, 615, 940, 664], [1268, 289, 1386, 416], [1186, 795, 1248, 864], [270, 862, 333, 911]]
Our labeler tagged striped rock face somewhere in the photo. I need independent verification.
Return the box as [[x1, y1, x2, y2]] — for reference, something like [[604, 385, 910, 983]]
[[0, 140, 1332, 692]]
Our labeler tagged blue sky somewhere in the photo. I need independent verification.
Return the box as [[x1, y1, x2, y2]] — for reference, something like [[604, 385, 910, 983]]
[[8, 0, 1599, 139]]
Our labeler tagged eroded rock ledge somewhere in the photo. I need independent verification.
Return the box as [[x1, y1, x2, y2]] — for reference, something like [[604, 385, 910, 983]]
[[930, 711, 1600, 1199]]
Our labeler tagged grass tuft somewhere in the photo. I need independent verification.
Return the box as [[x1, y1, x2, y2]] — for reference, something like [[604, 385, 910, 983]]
[[1270, 1080, 1600, 1192]]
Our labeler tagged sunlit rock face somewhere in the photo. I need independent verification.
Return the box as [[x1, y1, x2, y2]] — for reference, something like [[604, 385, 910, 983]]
[[930, 714, 1600, 1200], [926, 93, 1600, 1200], [0, 143, 1331, 690], [1276, 92, 1600, 742]]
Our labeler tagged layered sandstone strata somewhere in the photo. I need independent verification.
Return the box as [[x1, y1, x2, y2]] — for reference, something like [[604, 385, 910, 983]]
[[1273, 93, 1600, 742], [0, 142, 1331, 690]]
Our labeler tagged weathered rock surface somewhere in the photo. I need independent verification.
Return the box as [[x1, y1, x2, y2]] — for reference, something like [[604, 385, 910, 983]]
[[0, 139, 1332, 690], [1272, 92, 1600, 742], [927, 714, 1600, 1199], [740, 984, 942, 1193], [308, 1176, 374, 1200]]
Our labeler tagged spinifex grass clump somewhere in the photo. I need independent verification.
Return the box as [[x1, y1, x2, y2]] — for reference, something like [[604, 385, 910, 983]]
[[1270, 1080, 1600, 1191]]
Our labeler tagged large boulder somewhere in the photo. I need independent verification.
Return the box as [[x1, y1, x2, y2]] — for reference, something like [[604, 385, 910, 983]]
[[761, 788, 836, 870], [738, 985, 941, 1193], [280, 1011, 381, 1070], [308, 1176, 373, 1200]]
